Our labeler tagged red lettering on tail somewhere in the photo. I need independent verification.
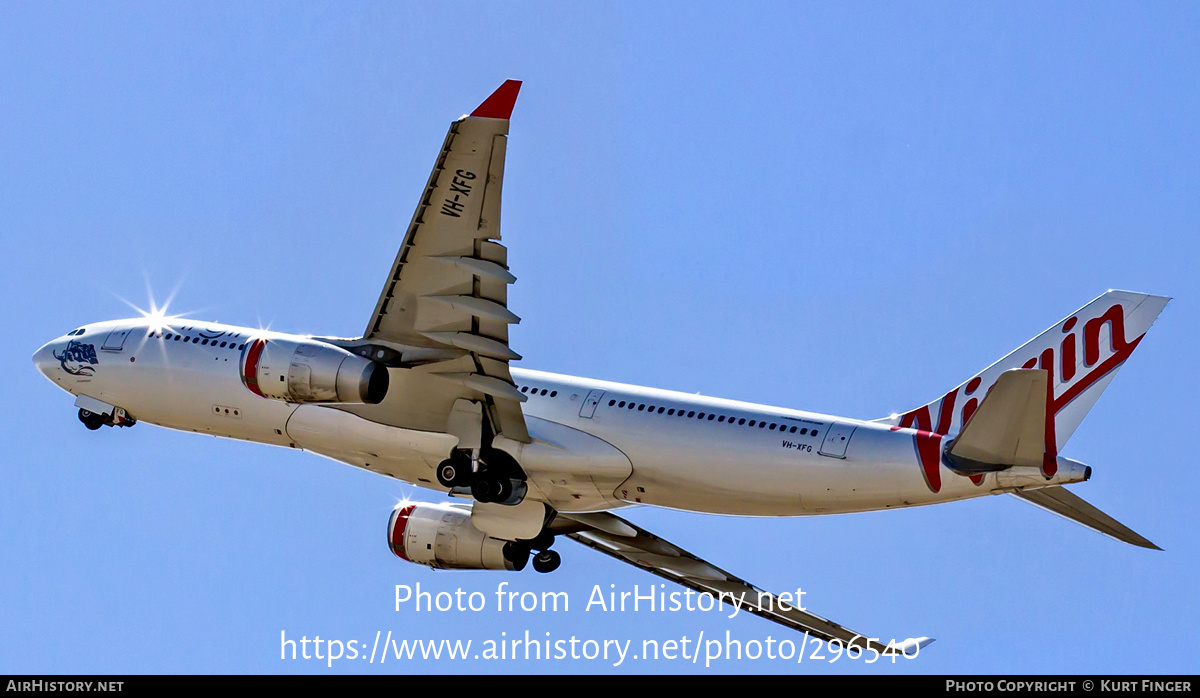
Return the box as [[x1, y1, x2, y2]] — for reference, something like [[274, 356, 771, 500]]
[[897, 304, 1141, 493], [914, 430, 944, 492]]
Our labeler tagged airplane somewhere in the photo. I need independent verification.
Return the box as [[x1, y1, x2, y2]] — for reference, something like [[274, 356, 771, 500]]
[[32, 80, 1169, 655]]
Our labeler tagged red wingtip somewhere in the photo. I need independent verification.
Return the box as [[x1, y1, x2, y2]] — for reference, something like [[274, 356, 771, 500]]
[[470, 80, 522, 119]]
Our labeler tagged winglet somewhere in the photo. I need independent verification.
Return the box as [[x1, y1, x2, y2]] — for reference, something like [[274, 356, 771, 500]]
[[471, 80, 523, 119]]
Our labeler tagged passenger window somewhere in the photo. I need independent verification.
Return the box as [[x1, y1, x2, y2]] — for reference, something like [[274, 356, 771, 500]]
[[687, 411, 695, 418], [608, 400, 616, 406], [738, 418, 746, 425], [550, 391, 558, 397]]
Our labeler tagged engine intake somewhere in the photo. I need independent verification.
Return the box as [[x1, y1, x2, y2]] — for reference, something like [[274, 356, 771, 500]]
[[387, 502, 525, 571], [241, 337, 388, 404]]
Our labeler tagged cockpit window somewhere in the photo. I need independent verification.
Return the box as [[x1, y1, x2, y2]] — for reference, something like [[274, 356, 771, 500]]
[[67, 328, 84, 336]]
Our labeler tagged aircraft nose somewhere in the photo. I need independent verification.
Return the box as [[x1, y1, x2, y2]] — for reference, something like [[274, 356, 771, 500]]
[[32, 340, 59, 379]]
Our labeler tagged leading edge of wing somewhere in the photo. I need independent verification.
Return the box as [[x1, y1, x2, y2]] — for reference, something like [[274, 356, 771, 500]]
[[555, 512, 934, 656], [471, 80, 522, 119]]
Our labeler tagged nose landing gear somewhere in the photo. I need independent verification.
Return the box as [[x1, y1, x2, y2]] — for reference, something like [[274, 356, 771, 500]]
[[78, 408, 105, 430], [78, 407, 135, 430]]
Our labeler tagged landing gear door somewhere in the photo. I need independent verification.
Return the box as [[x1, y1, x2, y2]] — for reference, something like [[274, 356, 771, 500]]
[[819, 423, 857, 459], [102, 328, 130, 351], [578, 390, 605, 419]]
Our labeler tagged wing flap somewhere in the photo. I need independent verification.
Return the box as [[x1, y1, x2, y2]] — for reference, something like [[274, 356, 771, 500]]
[[477, 134, 506, 236], [1013, 486, 1160, 550]]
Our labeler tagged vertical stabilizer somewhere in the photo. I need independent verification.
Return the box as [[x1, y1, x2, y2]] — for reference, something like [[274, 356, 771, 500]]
[[877, 291, 1169, 476]]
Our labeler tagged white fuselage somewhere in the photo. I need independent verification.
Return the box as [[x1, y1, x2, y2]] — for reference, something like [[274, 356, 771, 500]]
[[33, 317, 1087, 517]]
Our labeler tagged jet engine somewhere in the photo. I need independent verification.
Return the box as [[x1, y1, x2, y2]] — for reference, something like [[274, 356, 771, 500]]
[[387, 502, 526, 571], [240, 337, 388, 404]]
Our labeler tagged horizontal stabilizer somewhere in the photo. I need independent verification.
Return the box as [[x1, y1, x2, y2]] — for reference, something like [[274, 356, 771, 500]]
[[1013, 486, 1160, 550], [947, 369, 1046, 472]]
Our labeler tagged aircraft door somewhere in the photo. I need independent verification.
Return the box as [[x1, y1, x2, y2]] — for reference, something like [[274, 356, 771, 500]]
[[579, 390, 605, 419], [102, 328, 131, 351], [819, 423, 857, 459]]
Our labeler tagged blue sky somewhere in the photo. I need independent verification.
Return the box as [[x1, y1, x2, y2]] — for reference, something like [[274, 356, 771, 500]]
[[3, 2, 1198, 673]]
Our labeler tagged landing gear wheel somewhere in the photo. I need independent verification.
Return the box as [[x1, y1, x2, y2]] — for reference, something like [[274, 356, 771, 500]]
[[78, 408, 104, 431], [471, 478, 498, 503], [471, 476, 515, 504], [531, 549, 561, 574], [436, 458, 468, 488], [493, 477, 514, 503], [527, 531, 555, 551], [502, 542, 530, 570]]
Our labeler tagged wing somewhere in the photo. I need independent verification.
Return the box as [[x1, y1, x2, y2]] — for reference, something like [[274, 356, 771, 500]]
[[553, 512, 934, 654], [358, 81, 529, 443]]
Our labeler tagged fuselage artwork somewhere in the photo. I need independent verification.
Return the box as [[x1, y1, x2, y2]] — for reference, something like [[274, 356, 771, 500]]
[[33, 80, 1168, 652]]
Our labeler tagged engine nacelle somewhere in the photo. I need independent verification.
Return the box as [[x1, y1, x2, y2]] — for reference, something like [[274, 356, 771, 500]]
[[241, 337, 388, 404], [387, 502, 525, 571]]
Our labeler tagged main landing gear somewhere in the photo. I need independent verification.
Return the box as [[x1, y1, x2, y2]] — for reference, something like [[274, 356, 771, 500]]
[[78, 407, 135, 430], [437, 445, 554, 571], [437, 448, 527, 506], [502, 531, 561, 574], [531, 549, 561, 574]]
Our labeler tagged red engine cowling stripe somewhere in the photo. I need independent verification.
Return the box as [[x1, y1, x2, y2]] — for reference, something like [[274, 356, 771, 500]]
[[241, 338, 267, 398], [389, 505, 416, 561]]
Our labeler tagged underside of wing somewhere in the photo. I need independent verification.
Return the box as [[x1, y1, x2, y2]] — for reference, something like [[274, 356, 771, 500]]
[[339, 81, 529, 444], [552, 512, 933, 654]]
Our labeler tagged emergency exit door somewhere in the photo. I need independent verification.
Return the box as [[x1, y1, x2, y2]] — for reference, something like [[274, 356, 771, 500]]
[[579, 390, 605, 418], [819, 423, 857, 458]]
